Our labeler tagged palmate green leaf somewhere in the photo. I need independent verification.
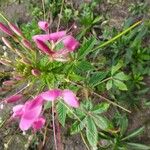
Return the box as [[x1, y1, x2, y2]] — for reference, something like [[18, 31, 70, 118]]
[[86, 117, 98, 148], [75, 60, 95, 73], [88, 72, 108, 87], [122, 126, 145, 141], [56, 102, 67, 127], [106, 80, 113, 90], [120, 115, 128, 137], [70, 117, 86, 134], [114, 72, 129, 81], [111, 61, 123, 75], [92, 102, 110, 114], [77, 37, 97, 60], [93, 115, 111, 130], [114, 79, 128, 91], [126, 142, 150, 150]]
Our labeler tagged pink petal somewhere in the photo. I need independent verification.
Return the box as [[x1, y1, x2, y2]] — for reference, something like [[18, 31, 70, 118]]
[[19, 117, 34, 131], [48, 31, 66, 41], [38, 21, 49, 31], [32, 117, 45, 131], [5, 94, 22, 103], [0, 22, 13, 36], [25, 96, 43, 110], [62, 35, 79, 51], [40, 89, 62, 101], [34, 39, 54, 55], [8, 23, 22, 37], [62, 89, 79, 108], [32, 34, 51, 42], [20, 104, 42, 131], [12, 104, 24, 118]]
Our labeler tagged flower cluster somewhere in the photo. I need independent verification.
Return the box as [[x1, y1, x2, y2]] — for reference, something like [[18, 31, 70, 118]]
[[33, 21, 79, 61], [0, 19, 80, 132]]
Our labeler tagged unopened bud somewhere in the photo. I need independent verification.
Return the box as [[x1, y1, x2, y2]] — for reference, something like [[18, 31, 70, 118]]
[[3, 80, 15, 86], [0, 22, 13, 36], [5, 94, 22, 103], [31, 69, 41, 76], [8, 23, 23, 37], [21, 39, 33, 50], [2, 37, 13, 49], [20, 58, 31, 65]]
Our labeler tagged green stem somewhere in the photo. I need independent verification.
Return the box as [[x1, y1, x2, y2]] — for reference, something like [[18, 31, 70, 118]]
[[92, 20, 142, 52]]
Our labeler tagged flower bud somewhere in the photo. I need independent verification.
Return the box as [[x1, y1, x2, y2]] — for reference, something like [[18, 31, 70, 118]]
[[8, 23, 22, 37], [38, 21, 49, 31], [3, 80, 16, 86], [2, 37, 13, 49], [5, 94, 22, 103], [0, 22, 13, 36], [21, 39, 33, 50], [31, 69, 41, 77]]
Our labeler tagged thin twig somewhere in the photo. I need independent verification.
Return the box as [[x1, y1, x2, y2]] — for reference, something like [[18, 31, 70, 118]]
[[52, 102, 58, 150], [57, 0, 65, 31], [42, 0, 46, 20], [65, 79, 131, 113], [80, 132, 90, 150]]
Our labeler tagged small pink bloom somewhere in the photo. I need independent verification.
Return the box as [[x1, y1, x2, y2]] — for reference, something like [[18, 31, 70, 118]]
[[8, 23, 22, 37], [34, 39, 54, 55], [41, 89, 62, 101], [32, 117, 45, 131], [38, 21, 49, 31], [3, 80, 16, 86], [21, 39, 33, 50], [5, 94, 22, 103], [2, 37, 12, 49], [31, 69, 41, 77], [62, 35, 79, 51], [62, 89, 79, 108], [0, 22, 13, 36]]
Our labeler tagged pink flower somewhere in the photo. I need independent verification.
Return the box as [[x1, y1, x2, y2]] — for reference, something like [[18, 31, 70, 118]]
[[12, 96, 44, 131], [41, 89, 79, 108], [0, 22, 13, 36], [8, 23, 22, 37], [38, 21, 49, 31], [5, 94, 22, 103]]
